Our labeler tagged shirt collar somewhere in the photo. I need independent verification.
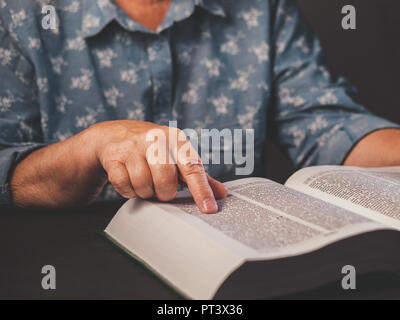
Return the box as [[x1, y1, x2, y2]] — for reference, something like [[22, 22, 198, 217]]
[[80, 0, 226, 38]]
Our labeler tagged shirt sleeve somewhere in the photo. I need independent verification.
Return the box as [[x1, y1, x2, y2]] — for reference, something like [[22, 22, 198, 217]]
[[270, 0, 400, 169], [0, 16, 45, 205]]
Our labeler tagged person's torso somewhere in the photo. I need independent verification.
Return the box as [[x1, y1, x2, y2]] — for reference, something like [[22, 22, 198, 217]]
[[2, 0, 276, 182]]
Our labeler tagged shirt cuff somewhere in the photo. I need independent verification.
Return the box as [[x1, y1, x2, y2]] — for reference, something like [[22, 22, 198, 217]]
[[0, 144, 45, 206], [306, 114, 400, 167]]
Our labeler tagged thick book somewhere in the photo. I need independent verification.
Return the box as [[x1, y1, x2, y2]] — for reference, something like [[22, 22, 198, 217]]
[[104, 166, 400, 299]]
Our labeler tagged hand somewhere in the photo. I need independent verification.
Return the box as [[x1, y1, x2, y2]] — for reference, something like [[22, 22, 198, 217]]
[[89, 120, 227, 213]]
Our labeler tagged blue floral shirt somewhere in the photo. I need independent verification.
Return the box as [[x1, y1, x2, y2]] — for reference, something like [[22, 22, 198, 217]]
[[0, 0, 398, 204]]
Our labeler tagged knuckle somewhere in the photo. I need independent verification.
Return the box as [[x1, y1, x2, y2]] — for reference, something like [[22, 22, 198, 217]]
[[182, 162, 205, 176], [133, 181, 154, 199], [156, 190, 177, 202], [167, 127, 186, 141], [178, 145, 201, 165], [155, 183, 178, 201], [132, 179, 149, 191], [119, 190, 136, 199], [103, 141, 136, 161], [109, 175, 127, 190], [104, 140, 134, 159], [136, 188, 154, 199]]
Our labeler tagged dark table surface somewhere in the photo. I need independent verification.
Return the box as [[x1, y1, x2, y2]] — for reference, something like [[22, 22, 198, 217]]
[[1, 201, 400, 300]]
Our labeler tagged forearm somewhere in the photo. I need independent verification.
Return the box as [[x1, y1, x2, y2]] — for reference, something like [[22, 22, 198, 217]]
[[344, 129, 400, 167], [10, 128, 106, 209], [9, 120, 227, 213]]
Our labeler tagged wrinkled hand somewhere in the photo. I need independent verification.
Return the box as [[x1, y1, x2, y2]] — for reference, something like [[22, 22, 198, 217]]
[[90, 120, 227, 213]]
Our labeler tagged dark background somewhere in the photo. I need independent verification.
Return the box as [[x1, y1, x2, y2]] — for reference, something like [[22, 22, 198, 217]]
[[267, 0, 400, 183]]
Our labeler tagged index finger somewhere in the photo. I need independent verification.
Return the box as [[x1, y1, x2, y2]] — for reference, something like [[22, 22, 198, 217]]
[[176, 140, 218, 214]]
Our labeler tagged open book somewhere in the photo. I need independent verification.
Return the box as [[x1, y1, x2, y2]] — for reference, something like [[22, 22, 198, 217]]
[[105, 166, 400, 299]]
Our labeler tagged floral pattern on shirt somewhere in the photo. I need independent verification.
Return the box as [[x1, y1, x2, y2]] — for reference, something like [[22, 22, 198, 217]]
[[0, 0, 398, 204]]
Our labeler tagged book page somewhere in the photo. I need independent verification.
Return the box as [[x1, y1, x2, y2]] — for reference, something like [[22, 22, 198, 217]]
[[285, 166, 400, 230], [161, 178, 386, 261]]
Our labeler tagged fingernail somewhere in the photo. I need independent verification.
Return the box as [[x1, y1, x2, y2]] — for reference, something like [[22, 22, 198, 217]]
[[202, 198, 218, 214]]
